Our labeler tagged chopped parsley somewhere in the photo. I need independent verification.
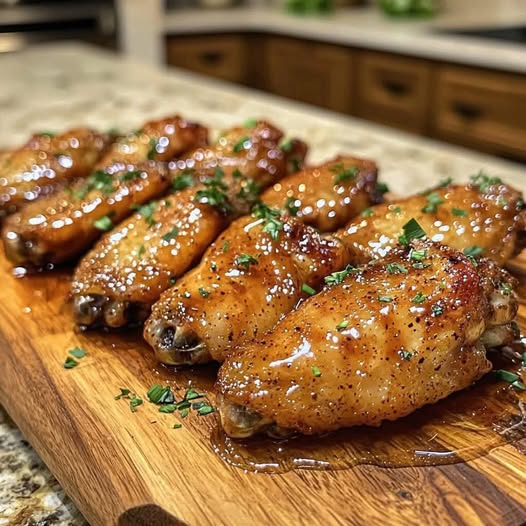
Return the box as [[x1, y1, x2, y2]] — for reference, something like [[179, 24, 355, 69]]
[[431, 304, 444, 317], [162, 226, 179, 242], [495, 369, 526, 391], [197, 405, 215, 416], [285, 196, 300, 216], [376, 182, 389, 195], [411, 292, 427, 304], [159, 405, 177, 414], [336, 320, 348, 331], [129, 395, 143, 412], [452, 208, 468, 217], [280, 139, 293, 152], [147, 384, 174, 404], [500, 282, 513, 295], [184, 387, 204, 401], [398, 219, 426, 246], [40, 130, 56, 137], [172, 171, 194, 191], [464, 245, 483, 258], [147, 138, 158, 160], [391, 206, 402, 215], [222, 240, 230, 253], [244, 118, 257, 128], [93, 215, 113, 231], [115, 388, 131, 400], [330, 163, 359, 185], [361, 208, 374, 217], [235, 253, 259, 269], [68, 347, 87, 359], [170, 277, 177, 285], [497, 197, 508, 207], [74, 170, 114, 199], [409, 248, 427, 262], [120, 170, 143, 182], [421, 192, 444, 213], [470, 171, 502, 193], [378, 296, 393, 303], [252, 203, 283, 241], [236, 177, 261, 203], [386, 263, 408, 275], [198, 287, 210, 298], [324, 265, 358, 285], [133, 202, 157, 227], [173, 423, 183, 429], [399, 350, 413, 361], [301, 284, 316, 296], [63, 356, 79, 369], [424, 177, 453, 193], [312, 366, 322, 377], [138, 245, 145, 257], [195, 167, 232, 212], [233, 135, 250, 153]]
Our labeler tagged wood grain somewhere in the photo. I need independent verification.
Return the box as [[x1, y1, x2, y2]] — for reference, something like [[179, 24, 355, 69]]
[[0, 251, 525, 526]]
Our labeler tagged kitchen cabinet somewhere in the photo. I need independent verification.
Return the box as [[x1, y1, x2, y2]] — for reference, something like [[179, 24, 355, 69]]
[[263, 36, 353, 113], [431, 66, 526, 161], [166, 34, 247, 84], [165, 34, 526, 160], [355, 51, 432, 134]]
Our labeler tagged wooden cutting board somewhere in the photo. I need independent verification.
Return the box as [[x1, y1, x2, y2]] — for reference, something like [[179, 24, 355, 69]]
[[0, 248, 526, 526]]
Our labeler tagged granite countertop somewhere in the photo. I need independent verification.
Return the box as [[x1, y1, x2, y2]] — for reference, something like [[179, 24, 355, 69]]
[[0, 42, 524, 525], [163, 1, 526, 74]]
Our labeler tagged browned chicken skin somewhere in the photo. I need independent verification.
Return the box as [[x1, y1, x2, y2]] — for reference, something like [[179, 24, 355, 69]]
[[70, 121, 308, 328], [335, 176, 526, 266], [261, 155, 379, 232], [0, 128, 109, 216], [144, 214, 349, 365], [216, 241, 518, 438], [1, 116, 208, 267]]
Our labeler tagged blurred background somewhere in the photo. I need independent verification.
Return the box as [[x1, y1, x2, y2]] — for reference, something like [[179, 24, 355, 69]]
[[0, 0, 524, 162]]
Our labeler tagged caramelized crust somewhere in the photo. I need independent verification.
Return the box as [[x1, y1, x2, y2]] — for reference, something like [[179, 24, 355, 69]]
[[70, 121, 307, 328], [2, 116, 208, 266], [144, 215, 349, 365], [335, 182, 526, 266], [0, 128, 109, 216], [216, 241, 518, 437], [262, 155, 378, 232]]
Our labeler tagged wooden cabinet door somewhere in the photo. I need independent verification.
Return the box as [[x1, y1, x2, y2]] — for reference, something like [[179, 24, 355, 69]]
[[264, 36, 353, 113], [432, 66, 526, 161], [356, 51, 432, 134], [166, 35, 246, 84]]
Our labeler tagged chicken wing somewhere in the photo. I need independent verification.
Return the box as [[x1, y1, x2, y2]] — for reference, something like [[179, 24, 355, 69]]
[[216, 241, 518, 438], [70, 121, 308, 328], [261, 155, 379, 232], [335, 175, 526, 266], [2, 116, 208, 266], [144, 212, 349, 365], [0, 128, 109, 216]]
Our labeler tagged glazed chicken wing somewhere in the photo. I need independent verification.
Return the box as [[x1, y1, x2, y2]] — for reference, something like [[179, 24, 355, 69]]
[[71, 121, 308, 328], [144, 213, 349, 365], [336, 175, 526, 266], [0, 128, 109, 216], [2, 116, 208, 266], [216, 241, 518, 438], [261, 155, 378, 232]]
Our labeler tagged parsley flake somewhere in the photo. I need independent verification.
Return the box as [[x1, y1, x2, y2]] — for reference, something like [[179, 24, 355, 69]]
[[63, 356, 79, 369], [129, 395, 143, 412], [235, 253, 259, 269], [147, 138, 158, 160], [422, 192, 444, 213], [233, 135, 250, 153], [431, 304, 444, 317], [252, 203, 283, 241], [378, 296, 393, 303], [222, 240, 230, 253], [93, 215, 113, 231], [312, 366, 322, 377], [386, 263, 408, 275], [138, 245, 145, 257], [470, 171, 502, 193], [197, 405, 215, 416], [280, 139, 293, 152], [68, 347, 87, 359], [495, 370, 526, 390], [411, 292, 427, 304], [285, 196, 300, 216], [336, 320, 348, 331], [173, 423, 183, 429], [376, 183, 389, 195], [302, 284, 316, 296], [398, 219, 426, 246], [330, 163, 359, 185], [399, 350, 413, 361], [244, 118, 258, 128], [114, 388, 131, 400], [172, 171, 194, 191], [324, 265, 358, 285], [464, 245, 483, 258], [362, 208, 374, 217], [198, 287, 210, 298], [162, 226, 179, 242], [132, 202, 157, 227], [452, 208, 468, 217]]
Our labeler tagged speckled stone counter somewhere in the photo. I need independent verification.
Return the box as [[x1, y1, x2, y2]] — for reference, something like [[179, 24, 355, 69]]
[[0, 43, 523, 525]]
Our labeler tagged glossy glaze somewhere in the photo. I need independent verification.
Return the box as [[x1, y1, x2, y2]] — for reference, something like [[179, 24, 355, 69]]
[[1, 116, 208, 266], [336, 182, 526, 266], [70, 121, 307, 328], [262, 155, 378, 232], [216, 242, 518, 437], [144, 215, 349, 365], [0, 128, 109, 216]]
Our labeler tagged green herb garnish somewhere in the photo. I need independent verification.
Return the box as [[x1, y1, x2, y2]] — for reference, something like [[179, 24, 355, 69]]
[[411, 292, 427, 304], [421, 192, 444, 213], [376, 182, 389, 195], [133, 202, 157, 227], [93, 215, 113, 231], [324, 265, 358, 286], [172, 171, 194, 191], [233, 135, 250, 153], [495, 370, 526, 391], [159, 405, 177, 414], [68, 347, 87, 359], [301, 284, 316, 296], [244, 118, 257, 128], [198, 287, 210, 298], [184, 388, 204, 401], [330, 163, 358, 185], [361, 208, 374, 217], [431, 304, 444, 317], [162, 226, 179, 242], [285, 196, 300, 216], [252, 203, 283, 241], [399, 350, 413, 361], [398, 219, 426, 246], [129, 395, 143, 412], [470, 171, 502, 193], [197, 405, 215, 416], [386, 263, 408, 275], [147, 138, 158, 160], [336, 320, 348, 331], [222, 240, 230, 253], [312, 366, 322, 377], [235, 253, 259, 269], [280, 139, 293, 152], [378, 296, 393, 303], [63, 356, 79, 369], [138, 245, 145, 257], [147, 384, 174, 404], [464, 245, 483, 258], [173, 423, 183, 429], [409, 249, 427, 262], [195, 167, 232, 212], [114, 388, 131, 400], [452, 208, 467, 217]]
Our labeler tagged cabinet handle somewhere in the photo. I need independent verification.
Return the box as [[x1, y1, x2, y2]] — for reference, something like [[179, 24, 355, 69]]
[[452, 101, 482, 120], [381, 79, 409, 96], [200, 51, 223, 65]]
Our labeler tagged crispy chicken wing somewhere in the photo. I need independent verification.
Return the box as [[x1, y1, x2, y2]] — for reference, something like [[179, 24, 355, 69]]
[[0, 128, 109, 216], [144, 213, 349, 365], [71, 121, 307, 328], [261, 155, 378, 232], [216, 241, 518, 438], [2, 116, 208, 266], [335, 177, 526, 266]]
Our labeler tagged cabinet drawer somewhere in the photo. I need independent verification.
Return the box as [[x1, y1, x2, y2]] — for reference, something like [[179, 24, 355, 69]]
[[264, 37, 353, 113], [166, 35, 246, 84], [432, 66, 526, 160], [356, 52, 432, 133]]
